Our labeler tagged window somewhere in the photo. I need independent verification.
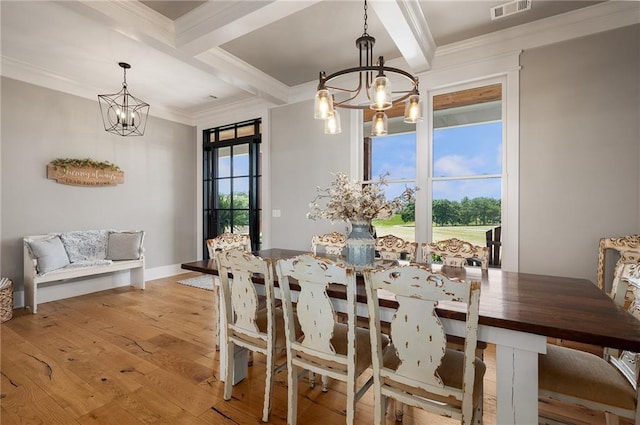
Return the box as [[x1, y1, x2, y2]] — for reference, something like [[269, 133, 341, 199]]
[[203, 119, 261, 255], [364, 108, 417, 242], [430, 84, 503, 265]]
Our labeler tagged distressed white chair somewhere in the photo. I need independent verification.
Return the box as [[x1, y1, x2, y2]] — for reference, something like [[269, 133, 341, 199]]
[[423, 238, 489, 270], [375, 234, 418, 262], [538, 276, 639, 425], [597, 234, 640, 305], [363, 264, 485, 424], [206, 233, 252, 349], [311, 231, 346, 256], [216, 249, 299, 422], [276, 254, 386, 425]]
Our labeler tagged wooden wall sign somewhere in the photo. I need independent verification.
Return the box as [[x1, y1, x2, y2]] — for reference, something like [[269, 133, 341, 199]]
[[47, 159, 124, 186]]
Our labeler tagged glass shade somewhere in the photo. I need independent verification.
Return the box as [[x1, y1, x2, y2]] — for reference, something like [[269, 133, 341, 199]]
[[324, 109, 342, 134], [371, 111, 388, 136], [370, 75, 392, 110], [314, 89, 333, 120], [403, 94, 422, 123]]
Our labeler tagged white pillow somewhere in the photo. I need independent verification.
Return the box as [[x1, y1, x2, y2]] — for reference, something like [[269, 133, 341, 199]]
[[107, 231, 144, 260], [26, 236, 70, 274], [60, 230, 109, 262]]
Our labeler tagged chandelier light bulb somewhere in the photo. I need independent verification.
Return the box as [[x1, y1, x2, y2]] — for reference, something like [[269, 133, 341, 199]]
[[324, 109, 342, 134], [371, 111, 388, 136], [370, 75, 392, 110], [404, 94, 422, 123], [314, 89, 333, 120]]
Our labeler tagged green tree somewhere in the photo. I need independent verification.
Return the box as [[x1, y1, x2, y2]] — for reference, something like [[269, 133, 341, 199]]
[[432, 199, 460, 226], [400, 202, 415, 223]]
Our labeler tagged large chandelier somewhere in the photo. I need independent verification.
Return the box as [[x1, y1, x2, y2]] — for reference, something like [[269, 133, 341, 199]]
[[98, 62, 150, 137], [313, 0, 421, 136]]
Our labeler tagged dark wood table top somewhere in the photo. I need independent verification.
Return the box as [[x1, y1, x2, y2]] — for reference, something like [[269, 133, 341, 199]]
[[182, 248, 640, 352]]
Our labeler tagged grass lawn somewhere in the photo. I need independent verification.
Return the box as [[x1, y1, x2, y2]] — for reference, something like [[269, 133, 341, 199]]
[[373, 218, 495, 247]]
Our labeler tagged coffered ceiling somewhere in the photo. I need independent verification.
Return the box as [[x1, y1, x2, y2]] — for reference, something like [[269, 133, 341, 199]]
[[0, 0, 623, 124]]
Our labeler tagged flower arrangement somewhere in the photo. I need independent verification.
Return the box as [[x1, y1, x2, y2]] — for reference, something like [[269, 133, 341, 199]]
[[307, 172, 415, 223]]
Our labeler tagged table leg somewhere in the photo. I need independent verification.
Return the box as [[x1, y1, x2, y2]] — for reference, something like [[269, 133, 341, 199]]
[[495, 344, 539, 425]]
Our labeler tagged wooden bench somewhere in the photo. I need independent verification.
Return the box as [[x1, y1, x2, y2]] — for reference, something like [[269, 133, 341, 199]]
[[23, 232, 145, 313]]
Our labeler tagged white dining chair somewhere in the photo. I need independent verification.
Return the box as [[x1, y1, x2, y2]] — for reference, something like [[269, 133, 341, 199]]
[[206, 233, 251, 349], [276, 254, 386, 425], [311, 231, 347, 256], [423, 238, 489, 270], [363, 264, 485, 424], [374, 234, 418, 262], [215, 248, 300, 422]]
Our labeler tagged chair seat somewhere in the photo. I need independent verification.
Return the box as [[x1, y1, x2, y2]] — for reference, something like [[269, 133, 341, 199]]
[[255, 307, 302, 351], [539, 344, 636, 410], [329, 324, 390, 375], [383, 345, 485, 406]]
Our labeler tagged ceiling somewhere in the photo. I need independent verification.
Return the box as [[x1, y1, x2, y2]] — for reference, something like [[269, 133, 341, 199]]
[[1, 0, 608, 124]]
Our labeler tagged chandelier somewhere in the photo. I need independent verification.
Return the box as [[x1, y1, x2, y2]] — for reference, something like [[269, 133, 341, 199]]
[[313, 0, 421, 136], [98, 62, 150, 137]]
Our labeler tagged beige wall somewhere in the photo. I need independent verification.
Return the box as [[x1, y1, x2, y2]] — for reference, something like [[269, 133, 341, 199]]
[[269, 99, 352, 250], [519, 25, 640, 282], [0, 77, 197, 300]]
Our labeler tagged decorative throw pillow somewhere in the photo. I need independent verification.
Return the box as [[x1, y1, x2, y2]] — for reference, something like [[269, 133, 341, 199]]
[[107, 231, 144, 260], [25, 236, 70, 274], [60, 230, 109, 263]]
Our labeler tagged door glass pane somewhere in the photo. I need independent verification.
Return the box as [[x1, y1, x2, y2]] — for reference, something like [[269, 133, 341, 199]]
[[232, 177, 249, 208], [217, 178, 231, 198], [218, 146, 231, 178], [233, 144, 250, 176], [234, 210, 249, 234]]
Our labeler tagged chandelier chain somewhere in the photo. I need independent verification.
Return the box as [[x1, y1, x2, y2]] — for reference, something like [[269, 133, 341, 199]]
[[363, 0, 368, 35]]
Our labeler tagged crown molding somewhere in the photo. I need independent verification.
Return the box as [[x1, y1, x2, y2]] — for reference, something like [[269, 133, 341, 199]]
[[436, 0, 639, 60]]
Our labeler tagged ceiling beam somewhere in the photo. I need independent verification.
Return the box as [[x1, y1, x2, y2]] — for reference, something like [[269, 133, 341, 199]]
[[175, 0, 322, 56], [369, 0, 434, 72]]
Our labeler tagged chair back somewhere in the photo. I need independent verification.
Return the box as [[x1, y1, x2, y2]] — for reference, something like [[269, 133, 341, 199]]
[[215, 249, 274, 342], [596, 234, 640, 291], [375, 234, 417, 261], [207, 233, 251, 259], [311, 232, 346, 256], [363, 264, 482, 423], [423, 238, 489, 269], [276, 254, 356, 372]]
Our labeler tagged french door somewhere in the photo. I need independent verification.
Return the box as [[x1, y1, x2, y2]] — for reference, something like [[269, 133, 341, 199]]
[[203, 119, 261, 256]]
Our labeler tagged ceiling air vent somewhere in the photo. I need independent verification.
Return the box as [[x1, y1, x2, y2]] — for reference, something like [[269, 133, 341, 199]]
[[491, 0, 532, 20]]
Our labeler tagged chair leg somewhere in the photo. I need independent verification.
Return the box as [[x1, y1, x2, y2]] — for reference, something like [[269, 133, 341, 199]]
[[223, 340, 234, 401], [262, 349, 275, 422], [213, 285, 220, 350], [394, 400, 404, 423], [321, 374, 329, 392], [373, 391, 385, 425], [309, 371, 315, 388], [288, 364, 299, 425], [346, 375, 356, 425]]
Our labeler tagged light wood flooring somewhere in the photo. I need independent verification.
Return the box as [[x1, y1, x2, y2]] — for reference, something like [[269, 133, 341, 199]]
[[0, 273, 626, 424]]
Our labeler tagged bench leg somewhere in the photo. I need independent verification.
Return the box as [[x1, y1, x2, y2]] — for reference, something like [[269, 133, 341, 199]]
[[131, 266, 145, 290]]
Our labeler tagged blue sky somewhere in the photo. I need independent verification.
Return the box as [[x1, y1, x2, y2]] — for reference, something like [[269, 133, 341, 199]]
[[372, 121, 502, 201]]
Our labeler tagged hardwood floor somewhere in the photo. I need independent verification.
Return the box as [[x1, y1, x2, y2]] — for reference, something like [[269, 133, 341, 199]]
[[0, 273, 627, 424]]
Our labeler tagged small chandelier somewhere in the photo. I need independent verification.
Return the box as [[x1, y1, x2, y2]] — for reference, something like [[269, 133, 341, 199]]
[[314, 0, 422, 136], [98, 62, 150, 137]]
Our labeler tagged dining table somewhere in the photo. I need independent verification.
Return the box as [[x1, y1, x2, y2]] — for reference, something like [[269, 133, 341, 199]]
[[181, 248, 640, 425]]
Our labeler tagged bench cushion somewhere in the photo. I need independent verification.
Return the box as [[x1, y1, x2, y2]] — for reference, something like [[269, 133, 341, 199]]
[[60, 230, 109, 262], [25, 236, 71, 274], [107, 231, 144, 260]]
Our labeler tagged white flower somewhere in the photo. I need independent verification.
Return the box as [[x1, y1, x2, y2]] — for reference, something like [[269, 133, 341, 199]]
[[307, 172, 415, 223]]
